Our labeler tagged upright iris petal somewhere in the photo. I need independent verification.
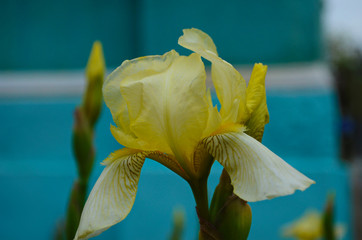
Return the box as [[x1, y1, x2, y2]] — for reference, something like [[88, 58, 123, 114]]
[[117, 52, 212, 172], [103, 51, 180, 151], [179, 28, 247, 124], [244, 63, 270, 141]]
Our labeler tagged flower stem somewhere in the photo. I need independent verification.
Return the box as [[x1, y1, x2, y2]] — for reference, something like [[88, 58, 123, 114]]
[[191, 178, 221, 240], [191, 179, 210, 221]]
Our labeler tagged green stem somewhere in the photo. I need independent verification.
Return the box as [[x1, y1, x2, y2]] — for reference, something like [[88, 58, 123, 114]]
[[190, 178, 220, 240], [191, 179, 210, 221]]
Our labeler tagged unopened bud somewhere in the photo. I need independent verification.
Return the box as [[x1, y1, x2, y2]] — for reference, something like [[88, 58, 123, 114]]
[[83, 41, 105, 127], [210, 169, 233, 222], [86, 41, 105, 81], [215, 196, 252, 240]]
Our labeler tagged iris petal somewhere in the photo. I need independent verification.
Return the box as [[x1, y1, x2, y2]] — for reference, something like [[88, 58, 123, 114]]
[[203, 131, 315, 202], [244, 97, 269, 143], [74, 149, 146, 240], [119, 52, 211, 168], [103, 50, 179, 151], [245, 64, 268, 114], [244, 63, 269, 141], [178, 28, 247, 124]]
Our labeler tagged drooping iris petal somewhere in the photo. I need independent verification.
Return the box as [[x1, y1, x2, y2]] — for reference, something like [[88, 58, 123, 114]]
[[74, 149, 147, 240], [203, 130, 315, 202], [178, 28, 247, 124], [119, 52, 211, 169]]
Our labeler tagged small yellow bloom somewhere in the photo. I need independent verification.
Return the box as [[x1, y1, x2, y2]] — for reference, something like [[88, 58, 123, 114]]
[[282, 210, 345, 240], [282, 211, 323, 240], [75, 28, 314, 239]]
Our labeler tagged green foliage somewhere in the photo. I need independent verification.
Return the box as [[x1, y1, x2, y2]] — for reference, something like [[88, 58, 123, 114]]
[[322, 194, 336, 240]]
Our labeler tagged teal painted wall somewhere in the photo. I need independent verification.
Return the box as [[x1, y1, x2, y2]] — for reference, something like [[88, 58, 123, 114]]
[[0, 0, 323, 70], [0, 90, 351, 239], [140, 0, 323, 64], [0, 0, 137, 70]]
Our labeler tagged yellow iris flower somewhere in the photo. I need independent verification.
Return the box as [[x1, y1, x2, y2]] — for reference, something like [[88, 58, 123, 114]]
[[74, 28, 314, 239]]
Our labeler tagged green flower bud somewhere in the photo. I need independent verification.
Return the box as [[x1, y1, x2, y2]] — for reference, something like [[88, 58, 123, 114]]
[[83, 41, 105, 127], [215, 196, 252, 240], [65, 41, 105, 240], [210, 169, 233, 223], [210, 170, 252, 240]]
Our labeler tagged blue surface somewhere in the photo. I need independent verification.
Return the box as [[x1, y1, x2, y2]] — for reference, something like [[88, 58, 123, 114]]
[[0, 90, 352, 239], [140, 0, 322, 65], [0, 0, 322, 70], [0, 0, 136, 70]]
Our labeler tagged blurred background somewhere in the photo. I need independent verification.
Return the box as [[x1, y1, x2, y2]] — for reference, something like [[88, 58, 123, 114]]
[[0, 0, 361, 239]]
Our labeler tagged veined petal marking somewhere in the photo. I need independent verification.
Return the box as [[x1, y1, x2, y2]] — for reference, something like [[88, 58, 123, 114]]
[[74, 150, 147, 240], [203, 131, 315, 202]]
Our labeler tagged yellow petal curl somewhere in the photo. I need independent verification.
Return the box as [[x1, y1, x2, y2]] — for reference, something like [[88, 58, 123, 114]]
[[178, 28, 247, 124], [75, 149, 147, 240], [203, 130, 315, 202]]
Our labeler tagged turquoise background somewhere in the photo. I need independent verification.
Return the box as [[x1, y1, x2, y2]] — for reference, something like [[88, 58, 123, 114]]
[[0, 90, 352, 239], [0, 0, 351, 239], [0, 0, 322, 70]]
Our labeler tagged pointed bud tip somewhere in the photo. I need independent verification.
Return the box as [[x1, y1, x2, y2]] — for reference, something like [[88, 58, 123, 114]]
[[86, 41, 105, 81]]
